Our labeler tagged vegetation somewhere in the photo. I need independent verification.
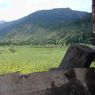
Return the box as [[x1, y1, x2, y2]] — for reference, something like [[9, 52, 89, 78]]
[[0, 8, 92, 45], [0, 8, 93, 74], [0, 45, 68, 74]]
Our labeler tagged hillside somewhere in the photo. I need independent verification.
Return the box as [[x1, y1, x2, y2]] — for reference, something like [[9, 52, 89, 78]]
[[0, 21, 6, 24], [0, 8, 92, 45]]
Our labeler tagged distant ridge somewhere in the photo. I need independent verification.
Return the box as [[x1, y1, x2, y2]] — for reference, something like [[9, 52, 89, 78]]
[[0, 8, 92, 45], [0, 20, 6, 24]]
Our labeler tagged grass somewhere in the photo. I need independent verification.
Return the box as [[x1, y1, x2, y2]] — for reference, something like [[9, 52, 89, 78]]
[[0, 45, 68, 74]]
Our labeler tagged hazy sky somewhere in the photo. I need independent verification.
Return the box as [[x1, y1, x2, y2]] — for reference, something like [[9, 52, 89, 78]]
[[0, 0, 92, 21]]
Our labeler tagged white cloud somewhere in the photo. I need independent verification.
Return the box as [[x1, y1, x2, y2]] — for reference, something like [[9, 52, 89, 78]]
[[0, 0, 92, 21]]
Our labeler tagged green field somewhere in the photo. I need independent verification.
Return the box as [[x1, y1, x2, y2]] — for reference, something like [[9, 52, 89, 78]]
[[0, 45, 68, 74]]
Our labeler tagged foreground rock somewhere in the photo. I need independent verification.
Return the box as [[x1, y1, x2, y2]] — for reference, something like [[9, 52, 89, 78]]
[[50, 44, 95, 71], [0, 68, 95, 95], [59, 44, 95, 69]]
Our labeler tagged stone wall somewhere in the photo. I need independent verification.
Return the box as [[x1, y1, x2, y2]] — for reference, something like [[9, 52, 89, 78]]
[[0, 68, 94, 95]]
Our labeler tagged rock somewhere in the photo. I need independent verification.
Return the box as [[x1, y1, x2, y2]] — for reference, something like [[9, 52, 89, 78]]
[[58, 44, 95, 70]]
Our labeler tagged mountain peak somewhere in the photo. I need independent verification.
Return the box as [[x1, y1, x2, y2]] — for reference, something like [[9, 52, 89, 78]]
[[0, 8, 91, 45], [52, 7, 72, 10]]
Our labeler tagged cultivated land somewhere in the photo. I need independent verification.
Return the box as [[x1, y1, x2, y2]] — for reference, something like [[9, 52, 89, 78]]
[[0, 45, 68, 74]]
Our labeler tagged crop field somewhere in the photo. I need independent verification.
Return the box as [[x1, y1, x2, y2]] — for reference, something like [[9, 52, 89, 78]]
[[0, 45, 68, 74]]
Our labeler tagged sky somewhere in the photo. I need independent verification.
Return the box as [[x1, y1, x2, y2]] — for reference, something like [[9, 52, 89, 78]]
[[0, 0, 92, 21]]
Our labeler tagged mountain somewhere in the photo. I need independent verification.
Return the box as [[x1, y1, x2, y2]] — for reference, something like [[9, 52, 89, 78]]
[[0, 8, 92, 45], [0, 20, 6, 24]]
